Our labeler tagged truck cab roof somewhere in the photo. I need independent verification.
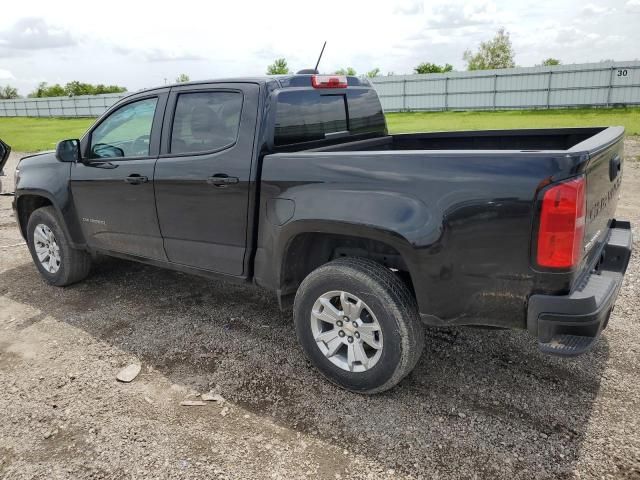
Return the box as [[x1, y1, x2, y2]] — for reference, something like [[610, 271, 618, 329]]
[[113, 74, 386, 152], [123, 74, 373, 99]]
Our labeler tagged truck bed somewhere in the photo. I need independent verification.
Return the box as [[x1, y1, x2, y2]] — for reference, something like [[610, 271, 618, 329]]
[[309, 127, 612, 152], [258, 126, 625, 329]]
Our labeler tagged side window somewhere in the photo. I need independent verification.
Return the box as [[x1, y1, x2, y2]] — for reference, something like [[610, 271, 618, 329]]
[[170, 91, 243, 154], [90, 97, 158, 159]]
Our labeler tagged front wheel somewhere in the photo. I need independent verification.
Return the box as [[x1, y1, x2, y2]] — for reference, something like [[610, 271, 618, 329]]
[[293, 257, 424, 394], [26, 206, 92, 286]]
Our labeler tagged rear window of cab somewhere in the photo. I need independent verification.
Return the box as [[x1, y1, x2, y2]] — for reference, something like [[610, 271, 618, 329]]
[[273, 88, 386, 147]]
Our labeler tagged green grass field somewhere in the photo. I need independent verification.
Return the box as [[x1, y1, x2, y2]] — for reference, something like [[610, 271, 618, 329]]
[[0, 107, 639, 152], [386, 108, 640, 136], [0, 117, 95, 152]]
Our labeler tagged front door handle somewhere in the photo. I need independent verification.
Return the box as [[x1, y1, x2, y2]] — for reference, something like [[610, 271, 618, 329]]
[[207, 174, 239, 187], [125, 174, 148, 185]]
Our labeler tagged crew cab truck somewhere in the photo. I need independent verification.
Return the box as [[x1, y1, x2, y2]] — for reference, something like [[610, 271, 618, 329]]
[[6, 74, 632, 393]]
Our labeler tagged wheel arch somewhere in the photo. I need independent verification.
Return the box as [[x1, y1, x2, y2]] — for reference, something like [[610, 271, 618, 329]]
[[266, 221, 419, 304], [15, 190, 84, 248]]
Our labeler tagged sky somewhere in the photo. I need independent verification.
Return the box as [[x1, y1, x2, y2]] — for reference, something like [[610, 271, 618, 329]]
[[1, 0, 639, 96]]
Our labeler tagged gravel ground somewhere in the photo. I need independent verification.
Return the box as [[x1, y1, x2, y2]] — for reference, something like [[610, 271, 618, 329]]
[[0, 139, 639, 480]]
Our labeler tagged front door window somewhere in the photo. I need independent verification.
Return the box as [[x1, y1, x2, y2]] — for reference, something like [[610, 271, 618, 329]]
[[90, 98, 158, 159]]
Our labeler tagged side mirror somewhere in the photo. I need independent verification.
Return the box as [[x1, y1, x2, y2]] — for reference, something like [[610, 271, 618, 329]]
[[55, 139, 81, 163]]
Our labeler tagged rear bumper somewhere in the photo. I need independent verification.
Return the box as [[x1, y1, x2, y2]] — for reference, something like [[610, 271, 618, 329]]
[[527, 220, 633, 356]]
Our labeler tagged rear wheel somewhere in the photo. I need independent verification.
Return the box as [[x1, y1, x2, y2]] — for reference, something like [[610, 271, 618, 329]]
[[27, 206, 91, 286], [294, 257, 424, 394]]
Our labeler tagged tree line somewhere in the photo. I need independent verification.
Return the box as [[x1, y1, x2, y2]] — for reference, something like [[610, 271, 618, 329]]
[[265, 28, 563, 77], [0, 72, 195, 100], [0, 81, 127, 100], [30, 81, 127, 98]]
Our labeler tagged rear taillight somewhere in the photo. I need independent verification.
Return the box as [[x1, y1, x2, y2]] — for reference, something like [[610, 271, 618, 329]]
[[536, 176, 586, 269], [311, 75, 347, 89]]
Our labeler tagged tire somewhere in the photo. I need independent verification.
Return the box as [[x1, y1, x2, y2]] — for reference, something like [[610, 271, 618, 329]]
[[293, 257, 424, 394], [26, 206, 91, 286]]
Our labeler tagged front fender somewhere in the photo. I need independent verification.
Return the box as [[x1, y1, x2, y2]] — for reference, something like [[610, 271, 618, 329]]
[[14, 189, 85, 248], [13, 152, 85, 247]]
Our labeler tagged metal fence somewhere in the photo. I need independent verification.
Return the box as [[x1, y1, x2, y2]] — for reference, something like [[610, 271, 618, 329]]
[[370, 61, 640, 112], [0, 92, 127, 117], [1, 61, 639, 117]]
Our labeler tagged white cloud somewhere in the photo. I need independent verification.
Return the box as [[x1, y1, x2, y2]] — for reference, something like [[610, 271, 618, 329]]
[[0, 0, 638, 96], [394, 1, 424, 15], [0, 17, 76, 50], [625, 0, 640, 12], [426, 2, 498, 29], [0, 69, 14, 80], [556, 27, 599, 46], [580, 3, 615, 16], [112, 45, 206, 63], [141, 51, 206, 63]]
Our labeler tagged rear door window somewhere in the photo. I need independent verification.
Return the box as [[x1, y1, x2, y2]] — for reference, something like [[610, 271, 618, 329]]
[[170, 91, 243, 154]]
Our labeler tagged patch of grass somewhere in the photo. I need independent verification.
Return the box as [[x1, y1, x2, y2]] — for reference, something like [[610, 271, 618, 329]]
[[0, 117, 95, 152], [386, 107, 640, 136], [0, 107, 639, 152]]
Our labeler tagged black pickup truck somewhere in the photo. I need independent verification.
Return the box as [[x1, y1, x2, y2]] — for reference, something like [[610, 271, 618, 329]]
[[4, 74, 632, 393]]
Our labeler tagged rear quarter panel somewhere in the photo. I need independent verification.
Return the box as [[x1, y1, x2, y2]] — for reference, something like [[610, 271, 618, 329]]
[[257, 149, 579, 328]]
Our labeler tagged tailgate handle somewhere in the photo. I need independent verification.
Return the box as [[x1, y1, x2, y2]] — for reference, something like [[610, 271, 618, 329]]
[[610, 155, 621, 181]]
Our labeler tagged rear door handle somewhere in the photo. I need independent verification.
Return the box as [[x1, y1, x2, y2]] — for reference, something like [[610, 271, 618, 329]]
[[125, 174, 148, 185], [207, 174, 239, 187]]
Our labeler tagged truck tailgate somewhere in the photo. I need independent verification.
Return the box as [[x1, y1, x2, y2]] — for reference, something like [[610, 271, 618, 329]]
[[528, 127, 630, 356], [574, 127, 625, 264]]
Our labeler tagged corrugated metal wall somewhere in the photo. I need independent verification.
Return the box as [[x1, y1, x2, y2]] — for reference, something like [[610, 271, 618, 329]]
[[1, 61, 639, 117], [0, 92, 126, 117], [371, 61, 640, 112]]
